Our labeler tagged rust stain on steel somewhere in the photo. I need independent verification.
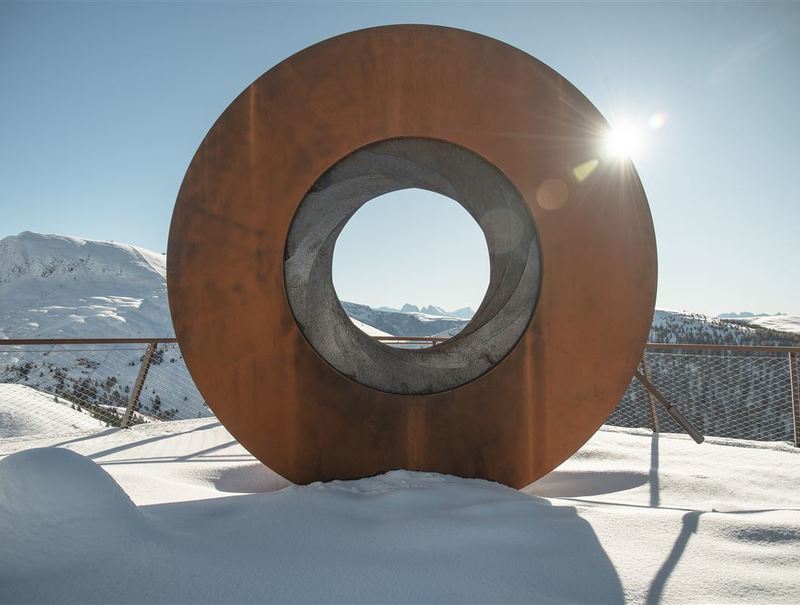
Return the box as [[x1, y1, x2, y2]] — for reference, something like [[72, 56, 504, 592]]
[[167, 25, 657, 488]]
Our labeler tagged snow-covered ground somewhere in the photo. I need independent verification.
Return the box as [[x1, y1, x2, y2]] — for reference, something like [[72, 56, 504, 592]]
[[350, 317, 392, 337], [1, 419, 797, 604], [1, 231, 799, 602], [0, 383, 104, 438]]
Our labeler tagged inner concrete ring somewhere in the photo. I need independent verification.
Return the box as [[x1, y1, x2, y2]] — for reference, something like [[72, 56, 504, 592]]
[[284, 138, 541, 395]]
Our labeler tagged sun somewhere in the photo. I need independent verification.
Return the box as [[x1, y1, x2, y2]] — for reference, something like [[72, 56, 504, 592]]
[[602, 122, 642, 159]]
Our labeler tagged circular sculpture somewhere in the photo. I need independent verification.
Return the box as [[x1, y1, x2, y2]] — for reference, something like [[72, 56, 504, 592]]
[[168, 25, 657, 488]]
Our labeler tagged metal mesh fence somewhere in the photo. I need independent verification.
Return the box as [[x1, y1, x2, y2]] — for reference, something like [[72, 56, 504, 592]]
[[608, 348, 798, 442], [1, 339, 798, 446], [0, 341, 207, 439]]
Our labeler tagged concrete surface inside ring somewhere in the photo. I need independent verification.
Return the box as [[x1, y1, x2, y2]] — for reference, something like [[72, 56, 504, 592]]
[[284, 138, 541, 395]]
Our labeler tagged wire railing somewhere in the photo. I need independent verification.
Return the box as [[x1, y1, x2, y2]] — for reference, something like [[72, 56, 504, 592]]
[[1, 337, 798, 447], [610, 344, 800, 445], [0, 338, 206, 439], [373, 336, 449, 347]]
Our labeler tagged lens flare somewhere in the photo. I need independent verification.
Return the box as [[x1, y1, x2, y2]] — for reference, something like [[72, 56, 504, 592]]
[[572, 159, 599, 182], [648, 112, 668, 130], [603, 123, 642, 159]]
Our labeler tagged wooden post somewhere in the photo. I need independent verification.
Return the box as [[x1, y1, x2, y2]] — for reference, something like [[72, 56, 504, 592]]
[[120, 342, 158, 429], [790, 352, 800, 448], [634, 368, 704, 444], [640, 357, 659, 433]]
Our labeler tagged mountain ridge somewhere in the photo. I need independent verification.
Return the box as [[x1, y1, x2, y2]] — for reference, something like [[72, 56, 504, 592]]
[[376, 304, 475, 320], [2, 232, 799, 343], [2, 232, 800, 441]]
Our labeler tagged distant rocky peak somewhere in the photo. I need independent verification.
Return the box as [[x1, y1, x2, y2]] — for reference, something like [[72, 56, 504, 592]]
[[717, 311, 781, 319], [420, 305, 448, 316], [450, 307, 476, 320]]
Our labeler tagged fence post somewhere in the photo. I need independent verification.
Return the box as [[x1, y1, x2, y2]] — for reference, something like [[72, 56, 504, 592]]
[[634, 368, 704, 444], [790, 352, 800, 448], [640, 356, 659, 433], [120, 342, 158, 429]]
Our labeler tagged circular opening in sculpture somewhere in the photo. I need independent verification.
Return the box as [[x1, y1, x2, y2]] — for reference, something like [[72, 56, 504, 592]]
[[331, 188, 490, 348], [284, 137, 542, 395]]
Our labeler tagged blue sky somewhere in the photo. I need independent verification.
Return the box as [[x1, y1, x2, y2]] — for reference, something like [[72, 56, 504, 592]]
[[1, 2, 798, 315], [332, 190, 490, 311]]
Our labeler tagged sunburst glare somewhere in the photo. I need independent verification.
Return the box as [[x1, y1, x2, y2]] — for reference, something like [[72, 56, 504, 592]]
[[603, 122, 642, 159]]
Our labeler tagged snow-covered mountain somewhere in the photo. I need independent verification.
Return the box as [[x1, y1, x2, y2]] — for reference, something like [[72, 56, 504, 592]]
[[2, 232, 799, 441], [3, 231, 799, 350], [716, 312, 800, 335], [351, 303, 800, 346], [0, 231, 171, 339], [342, 302, 468, 337], [419, 305, 448, 317], [0, 232, 203, 427], [449, 306, 476, 319], [377, 303, 475, 320], [3, 231, 799, 347], [718, 311, 774, 319], [740, 315, 800, 334], [651, 309, 800, 346]]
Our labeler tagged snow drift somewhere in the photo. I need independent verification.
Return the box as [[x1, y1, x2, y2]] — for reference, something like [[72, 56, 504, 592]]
[[0, 419, 798, 604]]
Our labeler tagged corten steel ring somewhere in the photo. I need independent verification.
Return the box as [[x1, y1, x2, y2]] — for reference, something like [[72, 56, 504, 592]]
[[168, 25, 657, 488]]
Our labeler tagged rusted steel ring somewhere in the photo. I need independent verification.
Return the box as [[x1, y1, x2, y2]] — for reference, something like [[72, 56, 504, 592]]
[[168, 25, 657, 487]]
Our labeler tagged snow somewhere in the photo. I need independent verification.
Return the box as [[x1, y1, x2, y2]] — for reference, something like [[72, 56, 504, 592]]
[[1, 231, 799, 602], [349, 317, 393, 337], [0, 383, 103, 438], [385, 304, 475, 320], [343, 301, 467, 337], [0, 447, 144, 545], [0, 232, 207, 421], [650, 308, 800, 347], [736, 314, 800, 335], [432, 325, 464, 338], [0, 231, 170, 340], [411, 310, 461, 322], [1, 419, 798, 603]]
